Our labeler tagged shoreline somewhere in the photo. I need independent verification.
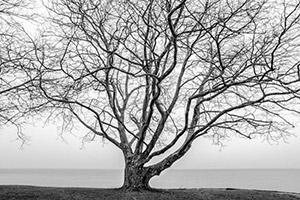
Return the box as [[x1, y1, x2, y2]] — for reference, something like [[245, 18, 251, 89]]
[[1, 168, 299, 193], [0, 185, 299, 200]]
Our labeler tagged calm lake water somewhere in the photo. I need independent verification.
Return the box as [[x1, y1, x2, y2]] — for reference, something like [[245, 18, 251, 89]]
[[0, 169, 299, 193]]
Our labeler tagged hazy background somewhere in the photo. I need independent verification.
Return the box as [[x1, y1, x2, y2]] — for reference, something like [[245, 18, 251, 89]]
[[1, 0, 299, 171], [1, 122, 299, 170]]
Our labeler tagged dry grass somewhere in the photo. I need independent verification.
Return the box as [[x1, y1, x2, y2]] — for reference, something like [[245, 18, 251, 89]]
[[0, 185, 299, 200]]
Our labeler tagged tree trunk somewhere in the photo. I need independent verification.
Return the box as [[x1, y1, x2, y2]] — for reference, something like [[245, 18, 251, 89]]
[[120, 143, 192, 191], [121, 156, 153, 191]]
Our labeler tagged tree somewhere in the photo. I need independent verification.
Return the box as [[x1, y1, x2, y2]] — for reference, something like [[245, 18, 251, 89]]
[[35, 0, 300, 190], [0, 0, 38, 140]]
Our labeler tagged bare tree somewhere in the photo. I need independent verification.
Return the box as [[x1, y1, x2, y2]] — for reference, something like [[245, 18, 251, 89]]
[[0, 0, 39, 139], [35, 0, 300, 190]]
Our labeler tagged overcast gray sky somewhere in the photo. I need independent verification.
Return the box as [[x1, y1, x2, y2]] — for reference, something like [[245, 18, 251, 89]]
[[1, 122, 299, 169], [1, 1, 300, 171]]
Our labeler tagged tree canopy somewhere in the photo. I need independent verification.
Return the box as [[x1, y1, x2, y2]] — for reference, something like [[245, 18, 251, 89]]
[[3, 0, 300, 190], [0, 0, 38, 139]]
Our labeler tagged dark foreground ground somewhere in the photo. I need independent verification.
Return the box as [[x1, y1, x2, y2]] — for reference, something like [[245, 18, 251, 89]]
[[0, 185, 300, 200]]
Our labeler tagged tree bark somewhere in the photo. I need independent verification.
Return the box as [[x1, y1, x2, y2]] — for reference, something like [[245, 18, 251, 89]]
[[121, 156, 152, 191]]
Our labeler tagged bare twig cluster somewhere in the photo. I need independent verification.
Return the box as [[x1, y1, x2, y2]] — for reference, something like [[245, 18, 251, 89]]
[[2, 0, 300, 190]]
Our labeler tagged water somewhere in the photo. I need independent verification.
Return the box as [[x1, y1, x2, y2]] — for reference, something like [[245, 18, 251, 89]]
[[152, 169, 300, 193], [0, 169, 299, 193]]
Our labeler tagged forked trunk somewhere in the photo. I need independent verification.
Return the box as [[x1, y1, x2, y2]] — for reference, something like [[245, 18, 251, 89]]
[[121, 143, 192, 191], [122, 166, 152, 191], [121, 158, 153, 191]]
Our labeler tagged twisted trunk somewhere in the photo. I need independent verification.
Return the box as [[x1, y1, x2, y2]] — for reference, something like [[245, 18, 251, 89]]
[[121, 156, 152, 191], [121, 142, 193, 191]]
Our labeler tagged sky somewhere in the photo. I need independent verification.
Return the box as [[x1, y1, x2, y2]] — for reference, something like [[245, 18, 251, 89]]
[[1, 122, 300, 170], [1, 1, 300, 171]]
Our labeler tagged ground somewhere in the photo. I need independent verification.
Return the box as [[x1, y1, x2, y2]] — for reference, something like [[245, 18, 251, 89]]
[[0, 185, 299, 200]]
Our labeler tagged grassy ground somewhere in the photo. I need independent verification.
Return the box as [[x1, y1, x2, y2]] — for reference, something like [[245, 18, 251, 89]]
[[0, 185, 300, 200]]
